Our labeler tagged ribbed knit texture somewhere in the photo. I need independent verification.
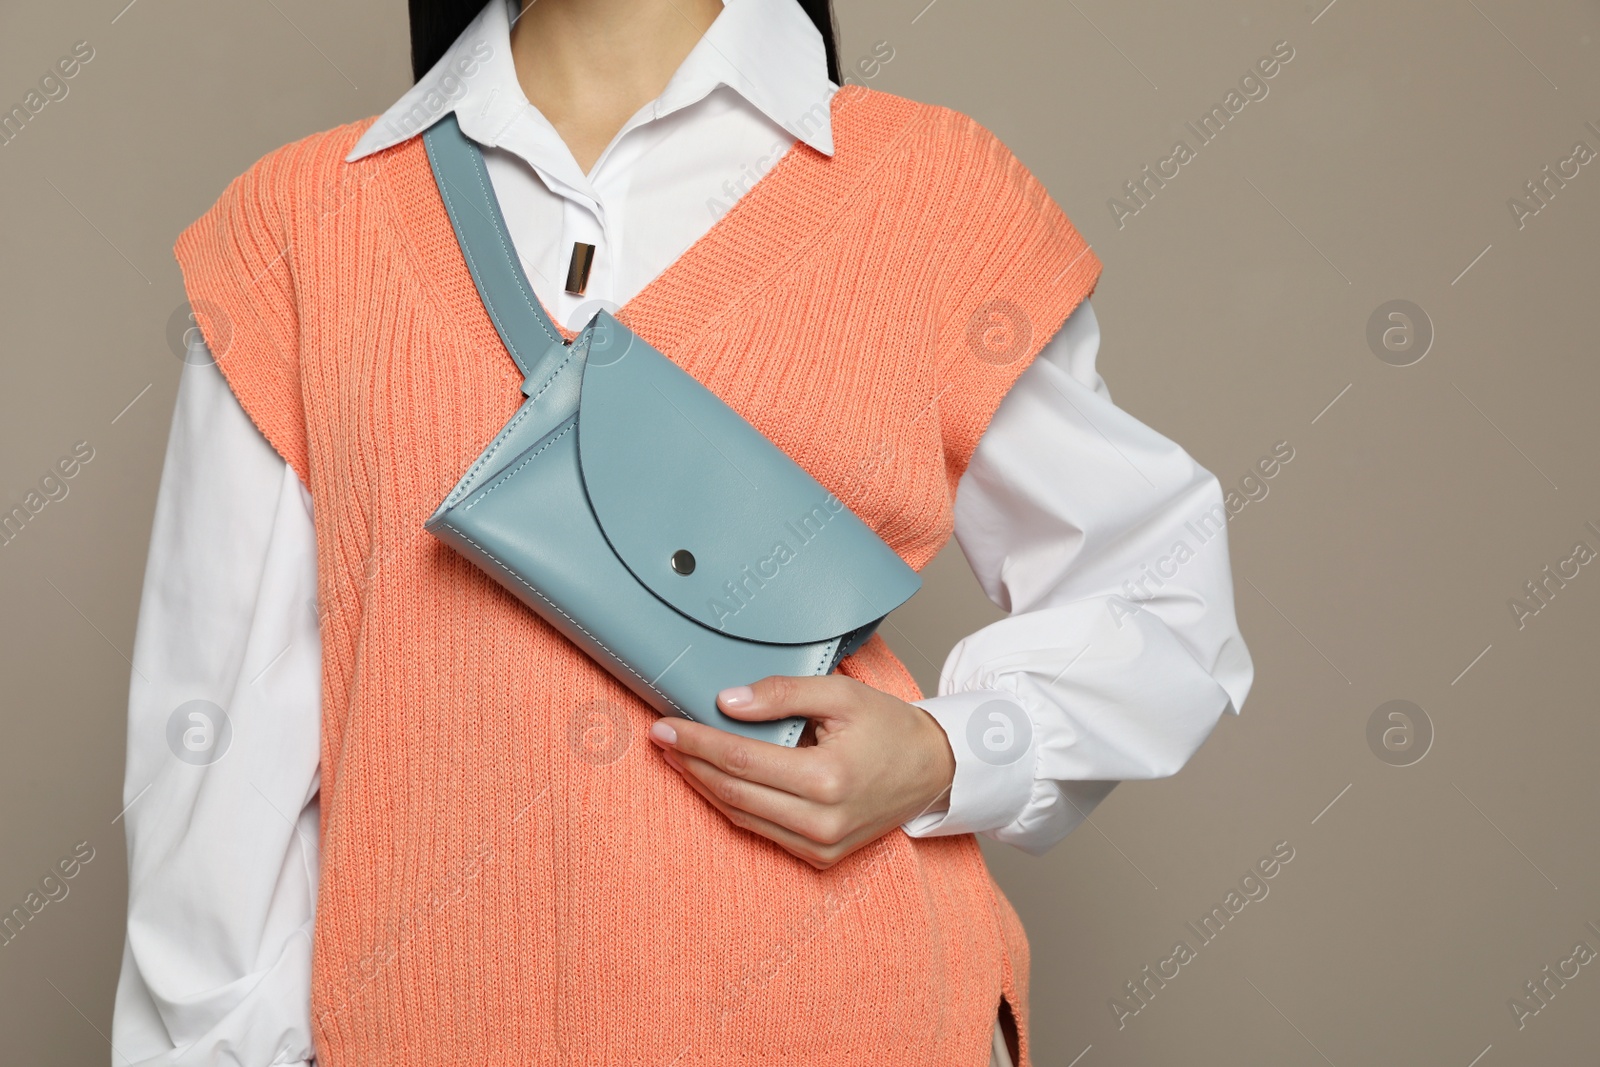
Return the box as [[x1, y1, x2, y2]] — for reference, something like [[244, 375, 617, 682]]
[[173, 85, 1099, 1066]]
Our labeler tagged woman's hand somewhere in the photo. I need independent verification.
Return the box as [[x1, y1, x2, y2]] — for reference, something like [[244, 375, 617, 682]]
[[648, 676, 956, 870]]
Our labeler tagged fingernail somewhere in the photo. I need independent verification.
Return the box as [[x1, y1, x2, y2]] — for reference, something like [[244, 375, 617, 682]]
[[718, 685, 755, 709], [650, 720, 677, 745]]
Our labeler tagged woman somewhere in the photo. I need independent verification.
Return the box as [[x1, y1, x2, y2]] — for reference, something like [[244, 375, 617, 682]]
[[113, 1, 1253, 1064]]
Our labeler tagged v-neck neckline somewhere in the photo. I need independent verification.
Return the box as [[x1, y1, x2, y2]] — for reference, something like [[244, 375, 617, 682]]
[[517, 109, 822, 343], [387, 85, 903, 376]]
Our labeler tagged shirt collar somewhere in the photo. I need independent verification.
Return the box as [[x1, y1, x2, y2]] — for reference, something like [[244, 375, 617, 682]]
[[346, 0, 835, 163]]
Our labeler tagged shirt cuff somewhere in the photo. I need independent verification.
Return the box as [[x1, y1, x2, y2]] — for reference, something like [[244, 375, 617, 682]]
[[902, 689, 1038, 837]]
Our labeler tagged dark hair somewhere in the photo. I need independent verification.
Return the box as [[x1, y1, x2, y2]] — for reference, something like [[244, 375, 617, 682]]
[[409, 0, 840, 85]]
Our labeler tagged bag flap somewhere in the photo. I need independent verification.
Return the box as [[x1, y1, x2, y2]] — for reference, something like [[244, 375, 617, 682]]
[[574, 312, 920, 645]]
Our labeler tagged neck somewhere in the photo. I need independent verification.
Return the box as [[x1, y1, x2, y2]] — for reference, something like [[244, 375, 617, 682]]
[[510, 0, 724, 174]]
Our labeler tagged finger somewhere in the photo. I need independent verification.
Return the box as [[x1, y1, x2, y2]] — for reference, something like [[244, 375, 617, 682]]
[[717, 674, 863, 725], [669, 747, 850, 846], [664, 750, 859, 869], [651, 716, 833, 799]]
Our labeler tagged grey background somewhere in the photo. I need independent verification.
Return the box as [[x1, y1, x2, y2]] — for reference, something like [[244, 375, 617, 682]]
[[2, 0, 1597, 1063]]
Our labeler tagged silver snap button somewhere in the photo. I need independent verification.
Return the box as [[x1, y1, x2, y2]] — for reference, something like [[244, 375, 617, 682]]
[[670, 549, 696, 575]]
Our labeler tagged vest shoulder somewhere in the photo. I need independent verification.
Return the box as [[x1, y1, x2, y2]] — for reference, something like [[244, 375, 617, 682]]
[[833, 86, 1020, 165], [189, 116, 384, 226], [241, 115, 380, 180], [832, 87, 1068, 232]]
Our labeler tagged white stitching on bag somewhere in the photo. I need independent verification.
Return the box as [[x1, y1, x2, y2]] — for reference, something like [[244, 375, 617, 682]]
[[445, 352, 580, 511]]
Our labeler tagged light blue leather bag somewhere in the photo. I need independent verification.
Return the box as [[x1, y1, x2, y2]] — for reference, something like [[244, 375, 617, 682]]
[[421, 115, 921, 747]]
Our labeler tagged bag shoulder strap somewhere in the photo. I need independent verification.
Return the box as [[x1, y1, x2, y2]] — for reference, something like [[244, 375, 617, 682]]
[[423, 112, 565, 379]]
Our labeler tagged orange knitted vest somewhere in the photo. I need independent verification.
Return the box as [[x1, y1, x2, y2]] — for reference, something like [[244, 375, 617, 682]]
[[174, 85, 1099, 1066]]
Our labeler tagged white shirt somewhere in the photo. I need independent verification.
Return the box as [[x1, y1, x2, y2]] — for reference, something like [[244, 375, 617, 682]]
[[113, 1, 1253, 1063]]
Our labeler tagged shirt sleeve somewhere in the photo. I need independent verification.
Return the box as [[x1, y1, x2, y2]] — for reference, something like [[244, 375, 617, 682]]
[[112, 342, 322, 1066], [902, 299, 1254, 855]]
